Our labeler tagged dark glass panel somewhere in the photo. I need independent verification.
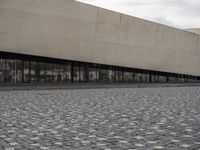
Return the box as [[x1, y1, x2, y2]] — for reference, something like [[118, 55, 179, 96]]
[[142, 73, 146, 82], [53, 64, 60, 82], [67, 62, 71, 82], [144, 73, 149, 82], [30, 61, 37, 83], [23, 61, 30, 83], [180, 75, 184, 83], [60, 64, 69, 82], [5, 59, 16, 83], [0, 59, 5, 83], [45, 63, 53, 82], [134, 73, 139, 82], [98, 67, 108, 83], [184, 77, 189, 82], [38, 62, 46, 83], [1, 52, 200, 84], [154, 75, 159, 82], [98, 68, 102, 83], [16, 60, 22, 83], [79, 65, 85, 82], [161, 76, 167, 82], [73, 63, 79, 82], [102, 69, 109, 83], [89, 66, 97, 82], [123, 72, 127, 82], [131, 72, 136, 82], [112, 68, 117, 83], [118, 70, 123, 82], [127, 72, 133, 82], [108, 68, 115, 83], [114, 68, 119, 83], [125, 72, 130, 82]]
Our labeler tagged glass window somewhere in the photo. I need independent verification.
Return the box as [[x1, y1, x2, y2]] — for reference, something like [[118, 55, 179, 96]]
[[161, 76, 167, 82], [89, 66, 97, 82], [118, 70, 123, 83], [103, 69, 109, 83], [30, 62, 37, 83], [0, 59, 5, 83], [2, 55, 199, 84], [73, 63, 79, 82], [60, 64, 68, 82], [95, 67, 100, 83], [46, 63, 53, 82], [134, 73, 139, 82], [38, 62, 46, 83], [127, 72, 133, 82], [80, 65, 85, 82], [111, 68, 117, 83], [99, 68, 109, 83], [108, 68, 115, 83], [131, 72, 136, 82], [5, 59, 16, 83], [114, 69, 118, 83], [16, 60, 22, 83], [145, 74, 150, 82], [67, 62, 71, 82], [53, 64, 60, 82], [23, 61, 30, 83], [124, 72, 130, 83]]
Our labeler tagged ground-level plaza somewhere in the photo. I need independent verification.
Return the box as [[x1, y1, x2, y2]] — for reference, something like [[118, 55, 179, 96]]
[[0, 86, 200, 150]]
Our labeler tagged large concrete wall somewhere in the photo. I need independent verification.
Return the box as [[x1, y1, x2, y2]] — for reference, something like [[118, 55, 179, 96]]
[[0, 0, 200, 76], [186, 28, 200, 35]]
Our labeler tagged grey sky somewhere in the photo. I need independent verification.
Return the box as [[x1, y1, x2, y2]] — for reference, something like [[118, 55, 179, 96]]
[[77, 0, 200, 29]]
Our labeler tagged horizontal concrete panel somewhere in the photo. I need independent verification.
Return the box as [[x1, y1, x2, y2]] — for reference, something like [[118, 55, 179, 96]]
[[0, 0, 97, 22], [0, 8, 96, 41], [186, 28, 200, 35], [0, 33, 19, 51], [90, 42, 173, 70], [97, 8, 121, 25]]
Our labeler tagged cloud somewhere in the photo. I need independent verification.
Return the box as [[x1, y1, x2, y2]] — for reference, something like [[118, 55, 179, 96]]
[[77, 0, 200, 29]]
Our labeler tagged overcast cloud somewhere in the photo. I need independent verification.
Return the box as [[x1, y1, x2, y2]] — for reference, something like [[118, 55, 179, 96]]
[[77, 0, 200, 29]]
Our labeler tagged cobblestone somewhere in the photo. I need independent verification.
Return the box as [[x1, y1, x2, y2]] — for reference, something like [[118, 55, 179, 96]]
[[0, 87, 200, 150]]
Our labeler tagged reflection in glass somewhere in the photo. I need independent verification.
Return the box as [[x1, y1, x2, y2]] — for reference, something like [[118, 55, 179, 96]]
[[5, 60, 15, 83], [45, 63, 53, 82], [16, 60, 22, 83], [0, 59, 5, 82], [53, 64, 60, 82], [118, 70, 123, 82], [0, 57, 198, 84], [67, 63, 71, 82], [30, 62, 37, 83], [89, 67, 97, 82], [79, 65, 85, 82], [73, 63, 79, 82], [60, 64, 68, 82], [23, 61, 30, 83], [38, 62, 46, 83]]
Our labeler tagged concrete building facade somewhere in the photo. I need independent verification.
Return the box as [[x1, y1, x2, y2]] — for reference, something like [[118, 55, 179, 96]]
[[0, 0, 200, 84], [186, 28, 200, 35]]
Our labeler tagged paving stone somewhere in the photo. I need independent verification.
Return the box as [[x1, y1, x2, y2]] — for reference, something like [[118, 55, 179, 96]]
[[4, 148, 15, 150], [0, 87, 199, 149]]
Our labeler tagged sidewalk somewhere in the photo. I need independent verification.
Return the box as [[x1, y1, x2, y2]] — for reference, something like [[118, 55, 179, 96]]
[[1, 82, 200, 91]]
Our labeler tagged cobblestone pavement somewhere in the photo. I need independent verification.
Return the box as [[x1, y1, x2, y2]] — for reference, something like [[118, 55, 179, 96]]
[[0, 87, 200, 150]]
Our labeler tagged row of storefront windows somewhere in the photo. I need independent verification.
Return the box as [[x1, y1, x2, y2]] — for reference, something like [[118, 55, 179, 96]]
[[0, 59, 199, 83]]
